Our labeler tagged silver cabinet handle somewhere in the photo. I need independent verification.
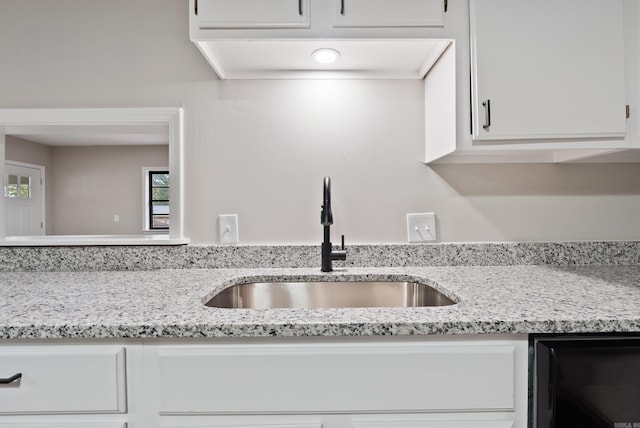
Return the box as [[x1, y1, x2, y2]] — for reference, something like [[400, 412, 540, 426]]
[[482, 99, 491, 130], [299, 0, 303, 16], [341, 0, 345, 15], [0, 373, 21, 385]]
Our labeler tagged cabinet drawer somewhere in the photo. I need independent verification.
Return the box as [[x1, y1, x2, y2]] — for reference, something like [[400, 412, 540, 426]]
[[0, 346, 126, 414], [0, 424, 126, 428], [156, 340, 516, 414]]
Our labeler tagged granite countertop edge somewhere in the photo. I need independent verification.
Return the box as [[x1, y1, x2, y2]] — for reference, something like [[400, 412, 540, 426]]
[[2, 265, 640, 340]]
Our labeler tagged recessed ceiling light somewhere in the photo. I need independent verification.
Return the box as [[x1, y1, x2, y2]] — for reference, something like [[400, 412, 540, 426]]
[[312, 48, 340, 64]]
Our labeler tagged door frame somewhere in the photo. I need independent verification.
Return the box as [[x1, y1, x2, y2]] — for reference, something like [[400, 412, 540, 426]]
[[4, 160, 46, 236]]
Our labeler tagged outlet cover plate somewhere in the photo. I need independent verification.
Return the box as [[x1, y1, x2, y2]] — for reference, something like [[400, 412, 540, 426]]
[[219, 214, 239, 244], [407, 213, 437, 242]]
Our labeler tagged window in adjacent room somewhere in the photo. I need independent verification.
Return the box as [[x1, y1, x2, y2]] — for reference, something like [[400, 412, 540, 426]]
[[144, 168, 169, 231], [5, 174, 31, 199]]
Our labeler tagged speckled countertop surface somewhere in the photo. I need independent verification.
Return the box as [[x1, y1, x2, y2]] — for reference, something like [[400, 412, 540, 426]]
[[2, 265, 640, 339]]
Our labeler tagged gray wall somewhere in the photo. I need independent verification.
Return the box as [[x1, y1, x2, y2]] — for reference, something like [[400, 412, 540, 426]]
[[50, 145, 168, 235], [1, 0, 640, 244], [5, 138, 168, 235]]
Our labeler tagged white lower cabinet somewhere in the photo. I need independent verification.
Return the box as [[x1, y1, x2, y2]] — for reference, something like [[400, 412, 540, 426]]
[[159, 417, 324, 428], [351, 421, 515, 428], [158, 416, 516, 428], [0, 345, 126, 414], [146, 335, 528, 428], [0, 335, 528, 427], [0, 343, 129, 427], [0, 423, 126, 428]]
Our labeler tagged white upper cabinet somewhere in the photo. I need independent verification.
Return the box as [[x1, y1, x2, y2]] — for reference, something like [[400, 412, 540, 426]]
[[195, 0, 310, 29], [332, 0, 445, 28], [470, 0, 626, 141]]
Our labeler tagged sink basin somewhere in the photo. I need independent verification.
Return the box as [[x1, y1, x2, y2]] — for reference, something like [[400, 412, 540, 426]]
[[205, 281, 456, 309]]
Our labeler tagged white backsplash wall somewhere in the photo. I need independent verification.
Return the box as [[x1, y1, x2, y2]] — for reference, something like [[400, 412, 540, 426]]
[[1, 0, 640, 244]]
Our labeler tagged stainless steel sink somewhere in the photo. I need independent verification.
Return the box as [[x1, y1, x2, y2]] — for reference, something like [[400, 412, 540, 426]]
[[205, 281, 456, 309]]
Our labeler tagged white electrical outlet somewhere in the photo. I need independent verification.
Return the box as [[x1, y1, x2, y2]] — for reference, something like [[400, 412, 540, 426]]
[[407, 213, 437, 242], [219, 214, 239, 244]]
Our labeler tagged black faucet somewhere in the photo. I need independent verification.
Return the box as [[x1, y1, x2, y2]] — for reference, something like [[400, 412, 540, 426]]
[[321, 176, 346, 272]]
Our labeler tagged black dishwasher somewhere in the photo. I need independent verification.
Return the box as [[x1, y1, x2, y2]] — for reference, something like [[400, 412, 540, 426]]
[[532, 335, 640, 428]]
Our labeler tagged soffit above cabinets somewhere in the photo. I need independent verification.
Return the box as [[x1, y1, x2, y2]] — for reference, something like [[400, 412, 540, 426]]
[[189, 0, 451, 80], [193, 38, 453, 79]]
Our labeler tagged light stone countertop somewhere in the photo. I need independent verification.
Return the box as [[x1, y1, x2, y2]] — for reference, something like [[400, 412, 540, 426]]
[[1, 265, 640, 339]]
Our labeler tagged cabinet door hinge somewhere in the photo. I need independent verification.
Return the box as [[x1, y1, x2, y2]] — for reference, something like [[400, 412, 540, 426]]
[[626, 104, 630, 119], [444, 0, 448, 13]]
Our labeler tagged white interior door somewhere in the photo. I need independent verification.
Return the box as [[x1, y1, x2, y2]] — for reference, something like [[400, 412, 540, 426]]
[[4, 162, 44, 236]]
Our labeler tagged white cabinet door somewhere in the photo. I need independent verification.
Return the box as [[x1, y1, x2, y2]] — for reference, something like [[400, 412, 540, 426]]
[[0, 346, 127, 414], [0, 423, 126, 428], [470, 0, 626, 140], [332, 0, 444, 28], [163, 422, 321, 428], [352, 421, 514, 428], [155, 341, 516, 414], [195, 0, 310, 29]]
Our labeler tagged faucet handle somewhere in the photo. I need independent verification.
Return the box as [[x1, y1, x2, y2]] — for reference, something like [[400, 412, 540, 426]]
[[332, 235, 347, 263]]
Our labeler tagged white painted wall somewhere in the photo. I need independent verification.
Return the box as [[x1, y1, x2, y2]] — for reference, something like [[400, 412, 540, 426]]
[[1, 0, 640, 244]]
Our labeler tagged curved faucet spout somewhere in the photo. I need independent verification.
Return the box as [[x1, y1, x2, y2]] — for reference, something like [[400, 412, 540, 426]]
[[320, 176, 346, 272], [321, 176, 333, 226]]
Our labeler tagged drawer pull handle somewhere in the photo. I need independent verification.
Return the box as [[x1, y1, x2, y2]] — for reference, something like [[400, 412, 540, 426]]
[[0, 373, 21, 385], [482, 99, 491, 130]]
